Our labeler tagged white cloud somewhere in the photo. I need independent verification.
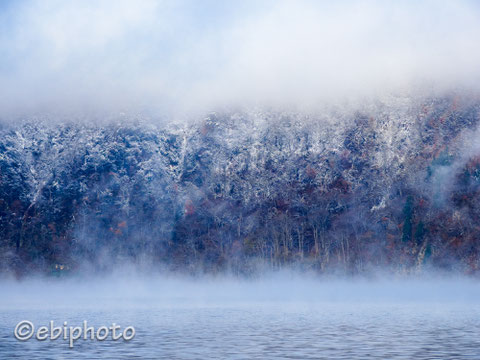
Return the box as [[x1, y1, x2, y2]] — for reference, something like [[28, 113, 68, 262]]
[[1, 0, 479, 117]]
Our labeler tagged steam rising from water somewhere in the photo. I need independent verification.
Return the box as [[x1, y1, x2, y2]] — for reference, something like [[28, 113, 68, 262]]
[[2, 272, 479, 310], [1, 0, 480, 116]]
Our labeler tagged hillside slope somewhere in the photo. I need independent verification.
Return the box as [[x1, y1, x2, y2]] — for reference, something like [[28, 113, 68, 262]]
[[1, 95, 480, 276]]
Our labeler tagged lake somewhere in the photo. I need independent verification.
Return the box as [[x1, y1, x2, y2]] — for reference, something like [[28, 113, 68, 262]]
[[1, 275, 479, 359]]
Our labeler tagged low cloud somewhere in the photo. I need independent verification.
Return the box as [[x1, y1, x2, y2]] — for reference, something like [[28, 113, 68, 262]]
[[1, 0, 479, 117]]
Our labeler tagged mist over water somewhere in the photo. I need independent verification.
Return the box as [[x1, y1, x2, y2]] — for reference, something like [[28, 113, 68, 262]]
[[2, 274, 480, 359], [2, 272, 480, 309]]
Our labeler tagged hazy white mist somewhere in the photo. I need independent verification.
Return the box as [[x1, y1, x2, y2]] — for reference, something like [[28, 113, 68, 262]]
[[1, 0, 480, 117], [2, 271, 480, 310]]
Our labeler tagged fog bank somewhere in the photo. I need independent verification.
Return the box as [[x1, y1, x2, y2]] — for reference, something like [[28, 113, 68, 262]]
[[2, 272, 480, 310], [1, 0, 480, 117]]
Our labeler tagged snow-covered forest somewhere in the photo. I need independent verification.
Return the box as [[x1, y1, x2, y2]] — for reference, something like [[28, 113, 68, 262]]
[[1, 94, 479, 276]]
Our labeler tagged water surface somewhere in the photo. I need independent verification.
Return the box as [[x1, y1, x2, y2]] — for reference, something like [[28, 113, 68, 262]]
[[1, 276, 479, 359]]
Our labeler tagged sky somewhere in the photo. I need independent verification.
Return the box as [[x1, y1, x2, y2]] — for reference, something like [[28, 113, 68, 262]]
[[1, 0, 480, 117]]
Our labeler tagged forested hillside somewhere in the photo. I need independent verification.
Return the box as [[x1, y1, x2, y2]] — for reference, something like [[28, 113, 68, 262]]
[[1, 95, 480, 276]]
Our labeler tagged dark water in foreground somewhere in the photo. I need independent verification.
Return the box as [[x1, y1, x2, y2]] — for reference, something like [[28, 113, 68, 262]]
[[1, 277, 479, 359]]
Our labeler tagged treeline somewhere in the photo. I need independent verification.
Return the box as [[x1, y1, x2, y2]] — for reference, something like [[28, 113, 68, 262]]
[[1, 96, 480, 276]]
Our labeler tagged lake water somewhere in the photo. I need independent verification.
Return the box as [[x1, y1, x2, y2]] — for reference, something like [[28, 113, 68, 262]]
[[1, 275, 479, 359]]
